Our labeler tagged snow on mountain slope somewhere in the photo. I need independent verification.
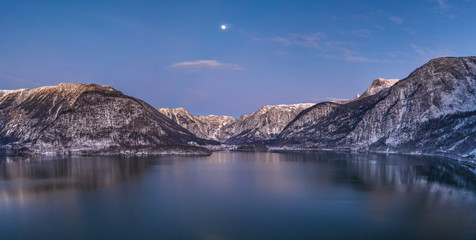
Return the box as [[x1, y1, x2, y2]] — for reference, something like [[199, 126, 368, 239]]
[[0, 83, 211, 155], [158, 108, 237, 142], [2, 57, 473, 157], [276, 57, 476, 156], [225, 103, 315, 144], [0, 90, 17, 98], [348, 57, 476, 153], [360, 78, 399, 98], [159, 103, 315, 144], [277, 91, 388, 148]]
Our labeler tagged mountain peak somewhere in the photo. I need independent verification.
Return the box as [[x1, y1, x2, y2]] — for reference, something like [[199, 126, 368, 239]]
[[225, 103, 315, 144], [157, 107, 236, 142], [360, 78, 399, 98], [158, 107, 191, 115], [0, 83, 117, 99], [258, 103, 315, 112], [277, 56, 476, 156], [0, 90, 19, 98], [0, 83, 209, 154], [427, 56, 476, 64], [408, 56, 476, 80]]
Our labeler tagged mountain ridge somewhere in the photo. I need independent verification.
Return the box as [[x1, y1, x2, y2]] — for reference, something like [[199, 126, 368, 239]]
[[275, 56, 476, 157], [1, 56, 475, 159], [0, 83, 212, 155], [157, 107, 236, 142], [158, 103, 315, 144]]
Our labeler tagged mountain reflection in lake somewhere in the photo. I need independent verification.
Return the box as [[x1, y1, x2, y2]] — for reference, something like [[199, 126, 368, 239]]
[[0, 152, 475, 240], [0, 156, 148, 198]]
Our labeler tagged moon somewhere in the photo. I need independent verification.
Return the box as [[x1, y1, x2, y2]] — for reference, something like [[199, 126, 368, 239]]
[[221, 25, 227, 30]]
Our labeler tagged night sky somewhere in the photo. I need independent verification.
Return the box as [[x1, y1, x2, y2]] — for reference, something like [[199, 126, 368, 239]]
[[1, 0, 476, 117]]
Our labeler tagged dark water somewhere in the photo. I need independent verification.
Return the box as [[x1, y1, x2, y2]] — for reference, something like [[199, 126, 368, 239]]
[[1, 152, 475, 240]]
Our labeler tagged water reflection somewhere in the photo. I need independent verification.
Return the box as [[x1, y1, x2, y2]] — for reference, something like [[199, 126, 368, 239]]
[[0, 155, 148, 203], [1, 152, 474, 202], [0, 152, 475, 240], [206, 151, 476, 193]]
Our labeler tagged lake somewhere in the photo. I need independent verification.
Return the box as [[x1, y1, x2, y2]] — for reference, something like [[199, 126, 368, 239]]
[[1, 151, 475, 240]]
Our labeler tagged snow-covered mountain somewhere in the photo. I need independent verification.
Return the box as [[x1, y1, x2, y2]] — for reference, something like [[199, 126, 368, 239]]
[[276, 57, 476, 156], [0, 90, 19, 98], [225, 103, 315, 144], [159, 103, 314, 144], [359, 78, 399, 98], [0, 83, 211, 155], [157, 108, 237, 142], [1, 57, 474, 157]]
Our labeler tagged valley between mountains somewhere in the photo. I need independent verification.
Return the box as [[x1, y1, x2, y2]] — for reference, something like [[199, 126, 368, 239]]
[[1, 57, 475, 159]]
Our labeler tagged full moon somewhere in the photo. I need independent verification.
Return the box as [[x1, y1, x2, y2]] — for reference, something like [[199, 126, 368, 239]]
[[221, 25, 226, 30]]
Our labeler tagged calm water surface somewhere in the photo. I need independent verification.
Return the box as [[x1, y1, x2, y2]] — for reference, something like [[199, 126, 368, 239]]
[[0, 152, 475, 240]]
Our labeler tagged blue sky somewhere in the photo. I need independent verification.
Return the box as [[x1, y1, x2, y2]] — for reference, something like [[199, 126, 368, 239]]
[[1, 0, 475, 117]]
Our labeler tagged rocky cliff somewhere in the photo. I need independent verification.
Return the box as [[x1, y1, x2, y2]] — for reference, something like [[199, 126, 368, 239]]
[[276, 57, 476, 157], [2, 57, 474, 157], [157, 107, 237, 142], [225, 103, 315, 144], [159, 103, 315, 144], [0, 83, 211, 155], [359, 78, 399, 98]]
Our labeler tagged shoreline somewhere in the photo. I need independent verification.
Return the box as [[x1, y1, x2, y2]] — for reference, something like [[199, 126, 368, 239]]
[[206, 145, 476, 169], [0, 145, 212, 157], [1, 145, 474, 169]]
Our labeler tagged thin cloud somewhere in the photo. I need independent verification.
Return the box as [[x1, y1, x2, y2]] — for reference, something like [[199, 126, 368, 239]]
[[255, 32, 326, 49], [435, 0, 450, 10], [168, 60, 244, 71], [345, 56, 374, 62], [264, 36, 293, 45], [335, 47, 380, 62], [349, 29, 372, 38], [431, 0, 457, 18], [0, 73, 42, 86], [410, 44, 454, 60], [255, 32, 381, 63], [389, 16, 403, 24]]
